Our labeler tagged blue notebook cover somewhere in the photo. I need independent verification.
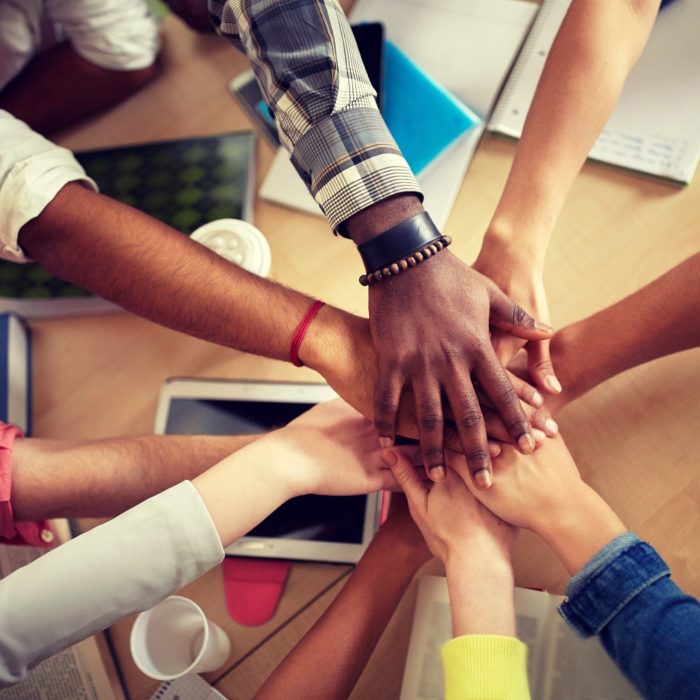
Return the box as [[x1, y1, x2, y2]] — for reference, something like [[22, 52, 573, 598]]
[[0, 313, 31, 434], [384, 41, 480, 175]]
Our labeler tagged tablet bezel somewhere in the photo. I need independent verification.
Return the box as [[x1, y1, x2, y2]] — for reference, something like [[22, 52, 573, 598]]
[[155, 378, 382, 564]]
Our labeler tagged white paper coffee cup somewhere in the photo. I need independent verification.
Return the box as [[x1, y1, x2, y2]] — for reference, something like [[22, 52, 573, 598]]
[[191, 218, 271, 277], [130, 595, 231, 681]]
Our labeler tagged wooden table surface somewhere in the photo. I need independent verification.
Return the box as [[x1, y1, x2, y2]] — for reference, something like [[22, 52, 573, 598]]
[[37, 9, 700, 700]]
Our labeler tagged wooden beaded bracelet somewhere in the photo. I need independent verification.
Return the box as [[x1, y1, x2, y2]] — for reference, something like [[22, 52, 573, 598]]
[[359, 235, 452, 286]]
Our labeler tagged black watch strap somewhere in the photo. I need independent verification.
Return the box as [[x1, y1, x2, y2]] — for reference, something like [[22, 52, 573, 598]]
[[357, 212, 442, 273]]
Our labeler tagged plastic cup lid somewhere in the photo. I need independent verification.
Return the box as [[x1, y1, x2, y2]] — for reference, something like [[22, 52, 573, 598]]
[[190, 219, 271, 277]]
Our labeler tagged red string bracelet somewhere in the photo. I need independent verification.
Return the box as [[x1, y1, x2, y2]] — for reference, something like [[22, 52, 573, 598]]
[[290, 300, 326, 367]]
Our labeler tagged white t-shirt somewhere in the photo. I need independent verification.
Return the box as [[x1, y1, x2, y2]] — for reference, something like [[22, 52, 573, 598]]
[[0, 0, 160, 262], [0, 481, 225, 688], [0, 0, 160, 91]]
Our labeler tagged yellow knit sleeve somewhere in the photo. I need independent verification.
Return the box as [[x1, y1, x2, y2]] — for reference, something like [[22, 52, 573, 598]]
[[441, 635, 531, 700]]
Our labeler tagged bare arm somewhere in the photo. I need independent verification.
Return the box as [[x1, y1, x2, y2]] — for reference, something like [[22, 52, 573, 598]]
[[19, 183, 329, 362], [0, 401, 401, 688], [10, 433, 257, 520], [254, 495, 430, 700], [475, 0, 661, 389], [17, 184, 551, 458], [486, 0, 661, 257], [0, 43, 157, 135], [385, 449, 531, 699], [547, 252, 700, 412]]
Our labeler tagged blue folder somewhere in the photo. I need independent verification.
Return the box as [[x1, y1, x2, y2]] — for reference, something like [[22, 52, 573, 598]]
[[383, 41, 480, 175]]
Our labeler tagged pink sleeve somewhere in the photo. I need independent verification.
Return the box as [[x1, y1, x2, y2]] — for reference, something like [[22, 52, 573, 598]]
[[0, 423, 54, 547]]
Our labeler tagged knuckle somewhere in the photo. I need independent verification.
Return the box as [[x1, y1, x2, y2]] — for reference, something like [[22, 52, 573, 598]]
[[374, 419, 395, 435], [375, 390, 398, 416], [394, 468, 412, 487], [458, 410, 483, 429], [529, 409, 550, 429], [532, 359, 553, 372], [494, 386, 519, 408], [471, 341, 492, 362], [443, 346, 467, 367], [510, 304, 533, 328], [508, 419, 530, 438], [423, 446, 443, 463], [420, 412, 444, 431], [466, 448, 490, 469]]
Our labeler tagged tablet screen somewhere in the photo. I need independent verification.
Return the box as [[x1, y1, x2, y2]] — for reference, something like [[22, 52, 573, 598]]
[[166, 398, 367, 544]]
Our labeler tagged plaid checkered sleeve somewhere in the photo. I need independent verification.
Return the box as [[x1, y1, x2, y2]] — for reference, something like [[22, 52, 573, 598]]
[[209, 0, 422, 232]]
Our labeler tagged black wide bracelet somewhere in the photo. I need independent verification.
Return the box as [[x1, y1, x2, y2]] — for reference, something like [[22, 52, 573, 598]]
[[357, 212, 442, 274]]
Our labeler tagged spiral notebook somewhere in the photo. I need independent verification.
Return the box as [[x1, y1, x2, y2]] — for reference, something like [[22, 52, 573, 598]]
[[488, 0, 700, 184]]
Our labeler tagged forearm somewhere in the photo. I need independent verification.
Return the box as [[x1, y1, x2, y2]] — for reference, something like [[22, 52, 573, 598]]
[[445, 554, 516, 637], [536, 485, 626, 577], [11, 434, 258, 520], [17, 179, 382, 413], [192, 438, 294, 546], [550, 252, 700, 404], [0, 43, 157, 135], [486, 0, 660, 262], [19, 183, 335, 361], [255, 535, 424, 700]]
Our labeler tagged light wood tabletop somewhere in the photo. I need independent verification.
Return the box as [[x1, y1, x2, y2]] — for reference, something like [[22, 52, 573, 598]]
[[36, 7, 700, 700]]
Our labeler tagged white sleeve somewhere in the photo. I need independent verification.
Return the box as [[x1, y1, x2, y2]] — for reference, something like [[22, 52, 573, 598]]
[[0, 110, 97, 263], [0, 0, 44, 91], [46, 0, 161, 71], [0, 481, 225, 688]]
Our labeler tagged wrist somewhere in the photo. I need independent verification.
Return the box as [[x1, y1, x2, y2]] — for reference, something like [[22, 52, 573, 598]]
[[301, 307, 375, 396], [534, 484, 626, 576], [243, 434, 303, 501], [344, 194, 423, 245], [481, 217, 547, 274], [548, 321, 600, 411], [445, 554, 516, 636]]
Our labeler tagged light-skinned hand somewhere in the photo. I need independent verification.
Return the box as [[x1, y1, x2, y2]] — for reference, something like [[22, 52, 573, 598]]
[[473, 243, 562, 397], [381, 446, 515, 568], [450, 436, 627, 576], [267, 399, 420, 497]]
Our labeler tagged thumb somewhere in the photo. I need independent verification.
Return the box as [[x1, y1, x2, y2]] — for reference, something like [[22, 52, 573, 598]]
[[527, 339, 562, 395], [382, 448, 428, 511], [489, 286, 553, 341]]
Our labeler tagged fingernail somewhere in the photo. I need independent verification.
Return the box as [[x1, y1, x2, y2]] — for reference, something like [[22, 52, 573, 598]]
[[518, 433, 536, 454], [533, 428, 546, 444], [532, 391, 544, 407], [381, 449, 398, 467], [488, 442, 501, 457], [546, 375, 562, 394], [534, 321, 554, 333], [545, 418, 559, 435], [379, 436, 393, 448], [429, 465, 446, 481], [474, 469, 493, 489]]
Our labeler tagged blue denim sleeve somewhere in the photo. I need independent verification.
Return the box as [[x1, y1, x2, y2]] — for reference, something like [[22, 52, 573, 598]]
[[559, 533, 700, 700]]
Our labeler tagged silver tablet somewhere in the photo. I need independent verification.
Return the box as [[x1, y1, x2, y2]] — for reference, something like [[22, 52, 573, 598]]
[[155, 378, 382, 564]]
